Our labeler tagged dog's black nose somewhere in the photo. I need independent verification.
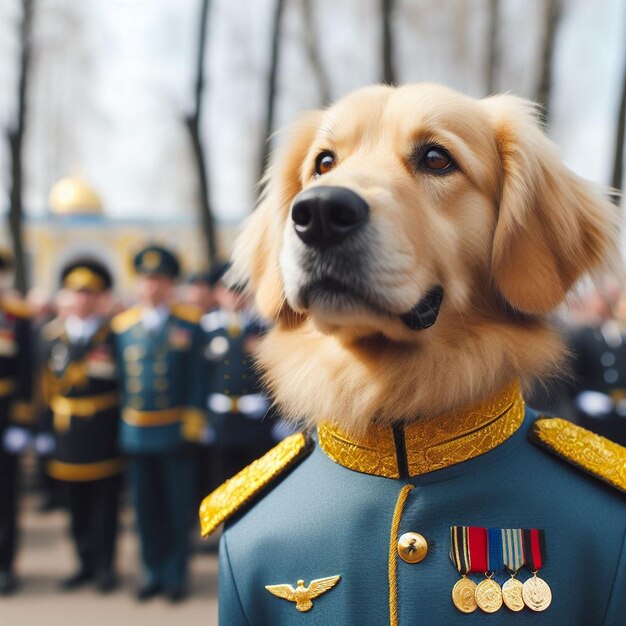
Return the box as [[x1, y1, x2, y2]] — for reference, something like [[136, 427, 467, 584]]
[[291, 186, 369, 247]]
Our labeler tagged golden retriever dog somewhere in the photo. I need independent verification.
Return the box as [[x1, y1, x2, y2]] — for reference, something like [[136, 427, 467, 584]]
[[229, 83, 616, 435], [204, 84, 626, 625]]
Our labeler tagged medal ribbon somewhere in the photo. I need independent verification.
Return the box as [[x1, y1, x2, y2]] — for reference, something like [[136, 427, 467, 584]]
[[449, 526, 471, 575], [523, 528, 547, 570], [487, 528, 504, 571], [501, 528, 525, 572], [467, 526, 487, 573]]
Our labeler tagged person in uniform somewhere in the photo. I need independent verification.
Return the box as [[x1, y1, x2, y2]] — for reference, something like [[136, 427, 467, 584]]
[[40, 259, 121, 592], [201, 263, 276, 484], [562, 289, 626, 446], [184, 270, 219, 501], [0, 252, 33, 596], [112, 245, 207, 602]]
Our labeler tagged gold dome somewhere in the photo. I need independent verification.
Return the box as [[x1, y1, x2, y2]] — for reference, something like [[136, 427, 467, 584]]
[[49, 176, 103, 215]]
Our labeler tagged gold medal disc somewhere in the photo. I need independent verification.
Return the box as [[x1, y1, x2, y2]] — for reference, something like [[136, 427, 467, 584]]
[[475, 577, 503, 613], [502, 577, 524, 611], [522, 575, 552, 611], [451, 577, 478, 613]]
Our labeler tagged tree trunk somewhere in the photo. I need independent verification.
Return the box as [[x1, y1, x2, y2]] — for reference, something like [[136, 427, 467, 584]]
[[302, 0, 331, 106], [381, 0, 396, 84], [258, 0, 286, 183], [185, 0, 217, 265], [7, 0, 33, 294], [536, 0, 561, 124], [611, 53, 626, 203], [485, 0, 500, 95]]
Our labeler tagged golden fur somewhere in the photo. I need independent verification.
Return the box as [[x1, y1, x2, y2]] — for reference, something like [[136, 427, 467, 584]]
[[230, 83, 618, 435]]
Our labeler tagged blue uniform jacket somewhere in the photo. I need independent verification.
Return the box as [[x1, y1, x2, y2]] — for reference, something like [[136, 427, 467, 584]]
[[113, 304, 207, 455], [215, 405, 626, 625]]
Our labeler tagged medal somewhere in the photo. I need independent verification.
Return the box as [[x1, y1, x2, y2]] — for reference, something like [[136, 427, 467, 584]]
[[501, 528, 525, 611], [449, 527, 477, 613], [474, 527, 502, 613], [522, 529, 552, 611]]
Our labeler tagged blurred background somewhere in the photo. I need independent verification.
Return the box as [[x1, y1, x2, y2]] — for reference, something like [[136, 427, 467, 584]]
[[0, 1, 625, 625]]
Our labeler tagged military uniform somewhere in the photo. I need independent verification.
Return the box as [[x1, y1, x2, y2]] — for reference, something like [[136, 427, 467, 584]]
[[0, 294, 33, 593], [202, 308, 274, 483], [41, 261, 122, 590], [201, 382, 626, 625], [113, 246, 207, 599], [566, 322, 626, 446]]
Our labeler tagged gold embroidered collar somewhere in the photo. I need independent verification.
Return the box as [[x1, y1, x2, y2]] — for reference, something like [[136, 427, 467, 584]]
[[317, 381, 525, 478]]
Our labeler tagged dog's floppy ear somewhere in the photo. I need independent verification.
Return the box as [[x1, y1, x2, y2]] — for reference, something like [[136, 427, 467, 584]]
[[484, 95, 618, 315], [228, 110, 322, 320]]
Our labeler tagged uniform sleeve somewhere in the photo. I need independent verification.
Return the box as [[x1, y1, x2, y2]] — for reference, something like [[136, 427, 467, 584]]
[[181, 322, 209, 442], [219, 533, 251, 626], [9, 315, 35, 426], [603, 526, 626, 625]]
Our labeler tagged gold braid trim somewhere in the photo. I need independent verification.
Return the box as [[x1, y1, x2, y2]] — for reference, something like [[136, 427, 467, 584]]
[[318, 381, 525, 478], [531, 417, 626, 494], [389, 485, 414, 626], [199, 433, 310, 537], [47, 458, 123, 482]]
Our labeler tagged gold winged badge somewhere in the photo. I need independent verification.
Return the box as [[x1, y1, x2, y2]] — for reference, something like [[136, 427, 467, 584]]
[[265, 575, 341, 612]]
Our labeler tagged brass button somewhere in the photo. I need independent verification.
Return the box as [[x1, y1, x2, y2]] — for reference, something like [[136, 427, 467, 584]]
[[397, 532, 428, 564], [154, 377, 169, 392]]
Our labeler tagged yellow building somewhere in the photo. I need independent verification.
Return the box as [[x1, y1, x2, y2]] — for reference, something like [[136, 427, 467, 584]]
[[16, 176, 235, 297]]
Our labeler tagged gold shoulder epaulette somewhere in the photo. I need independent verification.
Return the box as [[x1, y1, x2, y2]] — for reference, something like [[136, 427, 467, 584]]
[[111, 306, 142, 334], [531, 417, 626, 494], [199, 433, 312, 537], [2, 297, 32, 318], [171, 303, 203, 324]]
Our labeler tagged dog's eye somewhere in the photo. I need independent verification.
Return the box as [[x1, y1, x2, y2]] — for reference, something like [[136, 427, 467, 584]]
[[420, 146, 456, 173], [314, 151, 336, 176]]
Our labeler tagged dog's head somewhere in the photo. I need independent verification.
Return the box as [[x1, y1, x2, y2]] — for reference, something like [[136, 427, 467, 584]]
[[230, 84, 618, 428]]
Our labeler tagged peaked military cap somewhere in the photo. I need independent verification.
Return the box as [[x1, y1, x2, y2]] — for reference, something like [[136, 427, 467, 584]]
[[187, 270, 213, 286], [61, 258, 112, 292], [207, 261, 231, 287], [133, 245, 180, 279]]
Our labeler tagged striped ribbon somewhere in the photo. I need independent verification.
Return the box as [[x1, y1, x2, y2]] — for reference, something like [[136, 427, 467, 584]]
[[502, 528, 525, 572], [523, 528, 547, 571], [450, 526, 488, 574], [450, 526, 470, 575]]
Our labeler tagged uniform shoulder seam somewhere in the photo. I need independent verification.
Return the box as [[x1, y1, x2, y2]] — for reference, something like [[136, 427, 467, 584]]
[[111, 306, 142, 334], [530, 416, 626, 495], [171, 303, 203, 324], [199, 433, 313, 537]]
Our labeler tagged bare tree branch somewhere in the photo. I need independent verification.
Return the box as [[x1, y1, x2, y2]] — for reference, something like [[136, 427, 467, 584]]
[[7, 0, 33, 294], [302, 0, 331, 106], [381, 0, 396, 84], [485, 0, 500, 95], [536, 0, 562, 124], [184, 0, 217, 264], [259, 0, 286, 183], [611, 52, 626, 203]]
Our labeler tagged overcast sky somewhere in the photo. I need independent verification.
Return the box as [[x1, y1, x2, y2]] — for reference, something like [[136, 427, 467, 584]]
[[0, 0, 624, 224]]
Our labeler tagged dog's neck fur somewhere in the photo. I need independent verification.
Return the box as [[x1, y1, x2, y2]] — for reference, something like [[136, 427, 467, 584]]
[[257, 314, 564, 436]]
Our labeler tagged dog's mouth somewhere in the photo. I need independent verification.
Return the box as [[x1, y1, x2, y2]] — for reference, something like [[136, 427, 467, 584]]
[[300, 279, 444, 331]]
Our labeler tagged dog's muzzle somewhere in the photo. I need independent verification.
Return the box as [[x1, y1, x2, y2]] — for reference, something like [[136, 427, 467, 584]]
[[289, 186, 444, 332]]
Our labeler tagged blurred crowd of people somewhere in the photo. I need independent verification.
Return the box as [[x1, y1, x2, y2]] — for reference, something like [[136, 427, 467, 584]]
[[530, 281, 626, 447], [0, 244, 625, 606], [0, 245, 291, 602]]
